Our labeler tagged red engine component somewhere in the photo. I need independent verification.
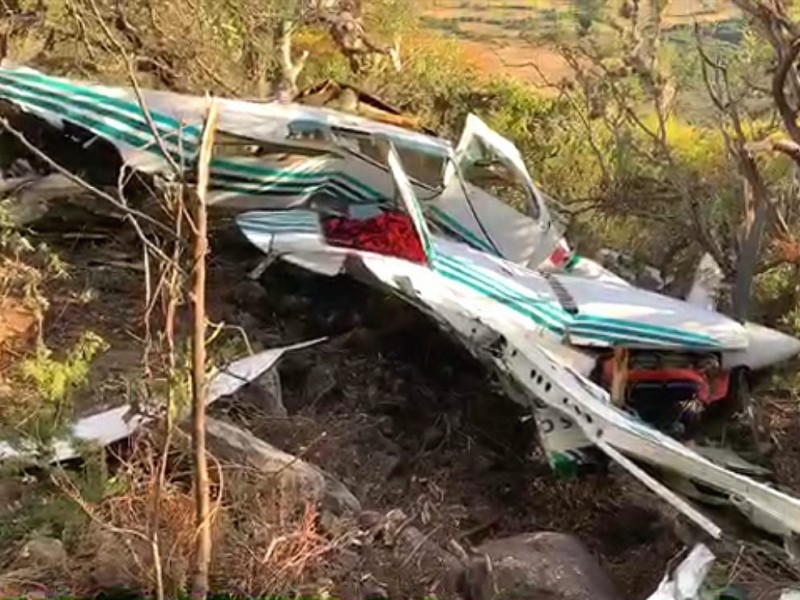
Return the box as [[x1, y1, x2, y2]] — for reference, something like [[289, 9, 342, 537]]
[[601, 359, 730, 405], [322, 211, 427, 265]]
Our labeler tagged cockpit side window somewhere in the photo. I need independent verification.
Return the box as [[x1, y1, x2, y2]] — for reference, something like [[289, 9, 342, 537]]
[[322, 128, 445, 189], [213, 130, 332, 162]]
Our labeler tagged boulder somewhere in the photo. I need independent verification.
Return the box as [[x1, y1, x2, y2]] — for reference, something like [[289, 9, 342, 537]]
[[16, 536, 67, 570], [88, 530, 149, 591], [470, 532, 621, 600], [205, 417, 360, 516], [0, 478, 24, 515]]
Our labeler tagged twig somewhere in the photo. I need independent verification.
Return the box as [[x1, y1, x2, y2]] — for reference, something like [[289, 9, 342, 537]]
[[772, 35, 800, 147], [49, 468, 156, 553], [399, 524, 442, 569]]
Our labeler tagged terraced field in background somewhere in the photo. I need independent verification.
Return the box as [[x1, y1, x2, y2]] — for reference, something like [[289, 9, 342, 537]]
[[423, 0, 741, 88]]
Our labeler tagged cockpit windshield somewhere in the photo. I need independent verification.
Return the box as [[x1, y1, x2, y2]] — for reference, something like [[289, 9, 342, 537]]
[[456, 134, 541, 221]]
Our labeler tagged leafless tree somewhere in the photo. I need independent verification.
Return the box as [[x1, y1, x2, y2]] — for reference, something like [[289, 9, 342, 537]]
[[531, 0, 799, 319]]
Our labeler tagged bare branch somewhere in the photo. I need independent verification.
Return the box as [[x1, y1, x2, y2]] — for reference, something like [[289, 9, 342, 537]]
[[0, 117, 179, 255], [276, 20, 309, 98], [85, 0, 182, 175]]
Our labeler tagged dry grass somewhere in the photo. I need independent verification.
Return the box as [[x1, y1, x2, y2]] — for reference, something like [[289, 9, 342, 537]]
[[37, 431, 358, 598]]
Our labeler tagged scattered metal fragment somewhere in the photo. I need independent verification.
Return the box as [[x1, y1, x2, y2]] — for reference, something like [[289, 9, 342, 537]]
[[646, 543, 716, 600], [0, 338, 325, 464]]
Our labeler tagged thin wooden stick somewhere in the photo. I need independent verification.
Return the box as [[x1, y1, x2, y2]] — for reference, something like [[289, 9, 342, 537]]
[[189, 95, 219, 600]]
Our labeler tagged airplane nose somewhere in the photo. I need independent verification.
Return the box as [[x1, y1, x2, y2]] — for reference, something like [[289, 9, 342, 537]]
[[742, 322, 800, 370]]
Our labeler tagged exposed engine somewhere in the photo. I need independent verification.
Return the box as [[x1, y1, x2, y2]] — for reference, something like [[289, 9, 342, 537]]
[[595, 350, 730, 438]]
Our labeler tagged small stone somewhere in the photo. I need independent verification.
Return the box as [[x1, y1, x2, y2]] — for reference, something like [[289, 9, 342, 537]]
[[251, 367, 287, 417], [358, 510, 385, 530]]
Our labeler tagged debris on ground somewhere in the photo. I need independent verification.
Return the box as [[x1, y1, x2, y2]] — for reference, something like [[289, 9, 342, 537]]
[[0, 339, 324, 465], [646, 544, 715, 600]]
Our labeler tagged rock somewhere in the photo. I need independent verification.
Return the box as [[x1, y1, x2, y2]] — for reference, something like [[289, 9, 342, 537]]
[[16, 536, 67, 570], [250, 366, 287, 417], [205, 417, 360, 516], [0, 478, 24, 515], [0, 173, 91, 225], [88, 530, 159, 593], [457, 554, 494, 600], [229, 280, 268, 309], [302, 362, 337, 407], [471, 532, 621, 600], [358, 510, 385, 530]]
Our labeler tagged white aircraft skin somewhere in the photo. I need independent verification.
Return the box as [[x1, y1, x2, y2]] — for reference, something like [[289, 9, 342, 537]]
[[233, 148, 800, 540], [3, 62, 800, 541], [0, 63, 797, 375], [0, 62, 797, 386]]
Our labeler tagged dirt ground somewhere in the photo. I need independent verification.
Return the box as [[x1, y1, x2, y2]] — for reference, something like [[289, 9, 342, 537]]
[[205, 250, 686, 599]]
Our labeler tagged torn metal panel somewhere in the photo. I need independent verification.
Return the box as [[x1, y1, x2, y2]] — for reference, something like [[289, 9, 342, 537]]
[[531, 400, 597, 474], [0, 338, 324, 464], [239, 209, 751, 355], [494, 340, 800, 537], [0, 62, 451, 213], [646, 544, 716, 600], [691, 445, 771, 478], [435, 113, 561, 268]]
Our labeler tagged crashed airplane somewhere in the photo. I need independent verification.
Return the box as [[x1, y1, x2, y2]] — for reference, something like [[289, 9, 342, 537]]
[[1, 63, 800, 543]]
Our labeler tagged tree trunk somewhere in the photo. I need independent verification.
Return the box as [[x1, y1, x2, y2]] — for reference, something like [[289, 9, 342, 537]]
[[731, 157, 770, 321], [273, 20, 308, 99]]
